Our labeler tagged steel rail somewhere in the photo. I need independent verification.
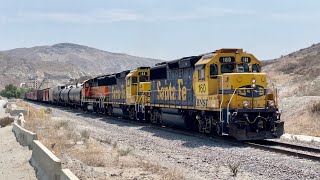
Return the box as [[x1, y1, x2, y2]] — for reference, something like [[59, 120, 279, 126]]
[[246, 140, 320, 162]]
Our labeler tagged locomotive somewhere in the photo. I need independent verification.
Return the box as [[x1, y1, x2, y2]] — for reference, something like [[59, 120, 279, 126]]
[[25, 48, 284, 140]]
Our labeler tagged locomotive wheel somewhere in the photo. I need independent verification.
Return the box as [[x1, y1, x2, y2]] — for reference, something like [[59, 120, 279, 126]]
[[108, 106, 113, 116], [129, 107, 136, 120], [215, 123, 222, 136], [197, 119, 205, 133], [150, 109, 157, 124]]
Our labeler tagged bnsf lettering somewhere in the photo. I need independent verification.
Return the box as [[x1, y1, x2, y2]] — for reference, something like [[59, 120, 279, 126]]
[[157, 79, 187, 101], [196, 99, 208, 107]]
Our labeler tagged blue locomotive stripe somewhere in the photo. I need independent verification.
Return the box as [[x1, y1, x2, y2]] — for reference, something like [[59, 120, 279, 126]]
[[218, 85, 266, 97]]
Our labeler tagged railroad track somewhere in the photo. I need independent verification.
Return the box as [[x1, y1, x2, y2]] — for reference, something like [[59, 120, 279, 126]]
[[246, 140, 320, 162]]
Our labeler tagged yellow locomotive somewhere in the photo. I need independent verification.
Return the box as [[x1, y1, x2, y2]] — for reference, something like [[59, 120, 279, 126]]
[[140, 48, 283, 140]]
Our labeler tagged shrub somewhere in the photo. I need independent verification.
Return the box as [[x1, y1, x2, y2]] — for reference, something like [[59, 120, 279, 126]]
[[117, 147, 132, 156], [0, 117, 14, 127], [54, 121, 69, 129], [0, 84, 33, 99], [45, 108, 52, 114], [310, 102, 320, 114], [81, 130, 90, 140], [228, 162, 240, 177]]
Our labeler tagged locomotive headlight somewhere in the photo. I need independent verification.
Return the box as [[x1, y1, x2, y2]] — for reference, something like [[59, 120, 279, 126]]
[[243, 101, 249, 108], [251, 79, 256, 88], [268, 100, 275, 108]]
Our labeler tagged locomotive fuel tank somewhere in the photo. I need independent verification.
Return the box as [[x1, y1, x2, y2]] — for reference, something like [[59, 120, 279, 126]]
[[161, 108, 194, 130]]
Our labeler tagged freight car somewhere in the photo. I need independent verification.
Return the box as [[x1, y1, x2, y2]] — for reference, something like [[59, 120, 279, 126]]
[[25, 48, 284, 140]]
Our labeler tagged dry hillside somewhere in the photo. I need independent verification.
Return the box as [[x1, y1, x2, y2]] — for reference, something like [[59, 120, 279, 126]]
[[263, 43, 320, 136], [0, 43, 161, 89]]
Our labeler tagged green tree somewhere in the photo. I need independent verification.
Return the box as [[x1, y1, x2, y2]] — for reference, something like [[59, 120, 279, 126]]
[[0, 84, 33, 99]]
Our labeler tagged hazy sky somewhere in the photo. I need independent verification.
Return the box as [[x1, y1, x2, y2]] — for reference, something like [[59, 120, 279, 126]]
[[1, 0, 320, 60]]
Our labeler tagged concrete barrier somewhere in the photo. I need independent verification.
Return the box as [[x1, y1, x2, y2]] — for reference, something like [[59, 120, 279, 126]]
[[12, 122, 38, 149], [30, 140, 79, 180], [30, 140, 62, 180], [61, 169, 79, 180], [10, 107, 29, 116]]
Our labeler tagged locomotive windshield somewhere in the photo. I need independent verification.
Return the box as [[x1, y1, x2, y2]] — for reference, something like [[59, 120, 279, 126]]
[[220, 63, 260, 73], [252, 64, 260, 72], [237, 64, 249, 73], [139, 76, 149, 82], [221, 64, 235, 73]]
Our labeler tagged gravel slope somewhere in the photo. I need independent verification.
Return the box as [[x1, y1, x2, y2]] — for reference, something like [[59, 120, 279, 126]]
[[29, 102, 320, 180]]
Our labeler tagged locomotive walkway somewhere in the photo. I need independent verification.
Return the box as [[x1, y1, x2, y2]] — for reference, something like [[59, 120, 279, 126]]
[[0, 100, 36, 180]]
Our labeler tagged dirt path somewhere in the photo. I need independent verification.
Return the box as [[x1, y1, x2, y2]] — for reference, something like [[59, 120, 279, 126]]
[[0, 100, 36, 180]]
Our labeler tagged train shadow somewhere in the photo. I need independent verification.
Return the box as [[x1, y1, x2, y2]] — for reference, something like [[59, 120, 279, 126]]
[[27, 101, 245, 149]]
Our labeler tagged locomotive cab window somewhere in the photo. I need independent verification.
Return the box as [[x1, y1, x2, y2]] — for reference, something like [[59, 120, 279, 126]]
[[198, 67, 205, 81], [139, 76, 149, 82], [237, 64, 249, 73], [210, 64, 218, 78], [132, 76, 138, 84], [252, 64, 261, 72], [221, 64, 235, 73]]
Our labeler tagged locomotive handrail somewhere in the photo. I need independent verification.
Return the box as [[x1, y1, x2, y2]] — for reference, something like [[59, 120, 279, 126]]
[[227, 88, 238, 124], [217, 75, 224, 123]]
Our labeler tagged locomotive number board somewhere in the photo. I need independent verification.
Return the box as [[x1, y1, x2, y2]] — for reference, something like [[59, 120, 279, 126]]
[[241, 57, 251, 63], [219, 56, 235, 63]]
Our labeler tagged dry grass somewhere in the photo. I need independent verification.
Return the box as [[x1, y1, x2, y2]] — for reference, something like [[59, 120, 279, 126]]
[[162, 168, 184, 180], [80, 130, 90, 140], [117, 147, 132, 156], [228, 162, 240, 177], [54, 121, 69, 129], [0, 117, 14, 127], [16, 100, 51, 122], [18, 100, 185, 179], [284, 116, 320, 137], [139, 160, 161, 174], [70, 140, 106, 167]]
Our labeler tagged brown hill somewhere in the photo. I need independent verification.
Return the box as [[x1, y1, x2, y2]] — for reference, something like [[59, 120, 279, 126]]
[[263, 43, 320, 136], [0, 43, 162, 88]]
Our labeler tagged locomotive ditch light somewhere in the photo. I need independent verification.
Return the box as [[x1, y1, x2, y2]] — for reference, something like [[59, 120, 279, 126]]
[[243, 101, 249, 108], [268, 100, 275, 108]]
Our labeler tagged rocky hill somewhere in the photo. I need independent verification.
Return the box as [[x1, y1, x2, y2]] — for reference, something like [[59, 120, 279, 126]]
[[0, 43, 162, 88], [262, 43, 320, 136]]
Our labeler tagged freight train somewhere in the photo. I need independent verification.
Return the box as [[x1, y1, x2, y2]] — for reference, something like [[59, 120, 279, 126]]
[[25, 48, 284, 140]]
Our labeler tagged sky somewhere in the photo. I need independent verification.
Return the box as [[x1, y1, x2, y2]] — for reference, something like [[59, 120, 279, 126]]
[[1, 0, 320, 60]]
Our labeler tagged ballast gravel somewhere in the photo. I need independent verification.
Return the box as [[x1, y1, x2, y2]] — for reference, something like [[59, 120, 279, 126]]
[[30, 102, 320, 180]]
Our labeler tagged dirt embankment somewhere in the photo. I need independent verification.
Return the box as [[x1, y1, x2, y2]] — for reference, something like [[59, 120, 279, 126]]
[[263, 43, 320, 137]]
